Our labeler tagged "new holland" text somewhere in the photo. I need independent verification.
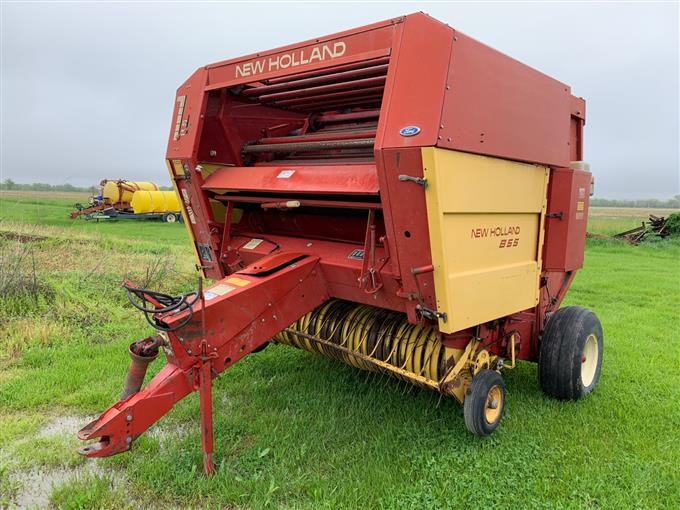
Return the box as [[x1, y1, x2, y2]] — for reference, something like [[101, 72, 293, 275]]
[[235, 41, 347, 78]]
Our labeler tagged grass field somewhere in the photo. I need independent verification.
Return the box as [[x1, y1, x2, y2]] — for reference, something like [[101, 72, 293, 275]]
[[587, 206, 679, 235], [0, 192, 678, 509]]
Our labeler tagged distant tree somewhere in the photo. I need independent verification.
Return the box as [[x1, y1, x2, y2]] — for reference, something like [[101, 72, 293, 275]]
[[29, 182, 52, 191], [0, 180, 93, 193], [1, 178, 16, 190], [591, 197, 679, 209]]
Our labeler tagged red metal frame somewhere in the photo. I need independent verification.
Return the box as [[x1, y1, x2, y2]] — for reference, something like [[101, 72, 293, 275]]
[[79, 255, 328, 472], [79, 13, 590, 474]]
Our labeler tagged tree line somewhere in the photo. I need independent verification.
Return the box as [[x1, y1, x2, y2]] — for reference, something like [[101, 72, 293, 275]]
[[0, 179, 173, 193], [590, 196, 679, 209], [1, 179, 97, 193]]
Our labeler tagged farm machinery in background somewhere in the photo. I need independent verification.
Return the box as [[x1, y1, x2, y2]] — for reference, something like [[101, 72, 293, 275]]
[[71, 179, 182, 222], [78, 13, 603, 475]]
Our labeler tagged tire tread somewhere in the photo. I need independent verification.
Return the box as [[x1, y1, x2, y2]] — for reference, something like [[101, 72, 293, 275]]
[[539, 306, 603, 400], [464, 369, 505, 436]]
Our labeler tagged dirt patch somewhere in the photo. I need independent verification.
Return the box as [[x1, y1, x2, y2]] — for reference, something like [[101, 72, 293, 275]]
[[0, 231, 47, 243]]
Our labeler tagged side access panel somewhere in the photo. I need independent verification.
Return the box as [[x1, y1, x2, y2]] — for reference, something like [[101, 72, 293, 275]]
[[422, 148, 548, 333], [543, 167, 592, 272]]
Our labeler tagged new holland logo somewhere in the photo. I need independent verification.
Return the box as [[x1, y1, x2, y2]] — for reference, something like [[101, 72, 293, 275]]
[[235, 41, 347, 78], [399, 126, 421, 137]]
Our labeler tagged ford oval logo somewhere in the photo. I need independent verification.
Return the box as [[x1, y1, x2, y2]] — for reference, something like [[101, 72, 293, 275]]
[[399, 125, 421, 137]]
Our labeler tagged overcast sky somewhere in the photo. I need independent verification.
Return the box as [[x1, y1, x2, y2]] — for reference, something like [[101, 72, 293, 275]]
[[1, 1, 678, 198]]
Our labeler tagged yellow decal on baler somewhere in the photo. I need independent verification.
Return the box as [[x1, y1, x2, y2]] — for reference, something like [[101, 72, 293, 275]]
[[171, 159, 185, 176], [421, 148, 549, 334], [225, 277, 251, 287]]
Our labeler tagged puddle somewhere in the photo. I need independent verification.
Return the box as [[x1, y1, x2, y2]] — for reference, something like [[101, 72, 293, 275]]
[[8, 415, 184, 508], [37, 415, 93, 439], [11, 464, 107, 509], [7, 415, 103, 509]]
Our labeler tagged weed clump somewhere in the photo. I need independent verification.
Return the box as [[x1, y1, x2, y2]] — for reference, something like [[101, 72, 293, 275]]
[[0, 240, 52, 301], [666, 212, 680, 236]]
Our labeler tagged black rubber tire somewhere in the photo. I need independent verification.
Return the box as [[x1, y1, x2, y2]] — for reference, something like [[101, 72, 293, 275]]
[[163, 213, 177, 223], [539, 306, 603, 400], [464, 369, 506, 436]]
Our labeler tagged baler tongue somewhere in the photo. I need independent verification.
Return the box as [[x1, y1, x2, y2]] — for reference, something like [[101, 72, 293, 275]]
[[77, 253, 328, 474]]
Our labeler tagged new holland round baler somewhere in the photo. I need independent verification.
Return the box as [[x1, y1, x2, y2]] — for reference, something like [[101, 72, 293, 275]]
[[78, 13, 603, 474]]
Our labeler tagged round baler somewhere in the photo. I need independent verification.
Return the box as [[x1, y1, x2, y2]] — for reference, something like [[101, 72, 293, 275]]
[[78, 13, 602, 475]]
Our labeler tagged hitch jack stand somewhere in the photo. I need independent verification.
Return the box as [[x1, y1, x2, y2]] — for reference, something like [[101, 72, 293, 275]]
[[199, 359, 215, 474]]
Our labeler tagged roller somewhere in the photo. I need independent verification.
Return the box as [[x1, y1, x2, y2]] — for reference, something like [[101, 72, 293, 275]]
[[273, 299, 465, 397]]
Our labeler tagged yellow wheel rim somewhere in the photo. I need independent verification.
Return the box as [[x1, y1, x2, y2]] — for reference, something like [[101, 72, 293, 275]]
[[484, 385, 503, 424], [581, 333, 599, 387]]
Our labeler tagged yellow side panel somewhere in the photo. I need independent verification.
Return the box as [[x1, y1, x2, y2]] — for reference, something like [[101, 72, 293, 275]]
[[421, 148, 549, 333], [208, 199, 243, 224], [198, 162, 230, 179], [209, 199, 227, 222]]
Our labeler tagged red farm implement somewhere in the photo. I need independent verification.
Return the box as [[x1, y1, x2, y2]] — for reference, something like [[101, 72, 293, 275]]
[[78, 13, 602, 475]]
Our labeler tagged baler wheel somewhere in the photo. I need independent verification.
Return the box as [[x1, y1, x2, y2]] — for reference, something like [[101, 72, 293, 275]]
[[163, 213, 177, 223], [539, 306, 603, 400], [463, 369, 506, 436]]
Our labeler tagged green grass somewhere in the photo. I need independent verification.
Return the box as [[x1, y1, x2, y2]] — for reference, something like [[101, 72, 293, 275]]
[[49, 474, 127, 510], [0, 192, 188, 246], [0, 194, 678, 509]]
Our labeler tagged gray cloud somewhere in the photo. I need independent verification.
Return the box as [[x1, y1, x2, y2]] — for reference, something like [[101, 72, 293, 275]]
[[1, 1, 678, 198]]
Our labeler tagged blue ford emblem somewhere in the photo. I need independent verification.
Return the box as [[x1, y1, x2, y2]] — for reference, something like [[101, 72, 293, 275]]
[[399, 125, 421, 137]]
